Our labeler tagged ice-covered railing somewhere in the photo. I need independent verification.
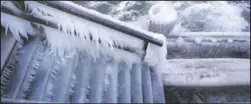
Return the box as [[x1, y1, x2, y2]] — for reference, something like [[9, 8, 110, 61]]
[[1, 1, 166, 103], [41, 1, 163, 46], [147, 2, 250, 59], [147, 2, 250, 87], [1, 1, 167, 63]]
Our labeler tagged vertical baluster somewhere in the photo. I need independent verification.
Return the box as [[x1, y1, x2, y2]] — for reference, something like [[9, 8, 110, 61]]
[[141, 62, 154, 103], [71, 54, 93, 103], [88, 56, 107, 103], [29, 48, 55, 101], [130, 63, 143, 103], [150, 66, 165, 103], [52, 54, 78, 102], [103, 59, 118, 103], [118, 61, 131, 103]]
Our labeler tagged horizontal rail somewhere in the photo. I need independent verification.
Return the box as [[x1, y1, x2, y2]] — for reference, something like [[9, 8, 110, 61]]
[[0, 11, 145, 57], [163, 58, 250, 87], [41, 1, 163, 46], [166, 40, 250, 59], [169, 32, 250, 38], [166, 32, 250, 59]]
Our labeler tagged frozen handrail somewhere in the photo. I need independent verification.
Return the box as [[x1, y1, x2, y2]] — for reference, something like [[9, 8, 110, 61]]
[[41, 1, 163, 47], [169, 32, 250, 39]]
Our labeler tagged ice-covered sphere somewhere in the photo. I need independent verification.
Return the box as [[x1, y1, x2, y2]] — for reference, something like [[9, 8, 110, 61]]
[[148, 3, 177, 38]]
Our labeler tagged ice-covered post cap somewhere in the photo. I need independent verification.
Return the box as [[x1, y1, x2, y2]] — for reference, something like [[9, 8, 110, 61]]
[[148, 3, 177, 37]]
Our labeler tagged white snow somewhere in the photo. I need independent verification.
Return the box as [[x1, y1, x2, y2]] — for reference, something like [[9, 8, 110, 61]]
[[148, 2, 177, 25]]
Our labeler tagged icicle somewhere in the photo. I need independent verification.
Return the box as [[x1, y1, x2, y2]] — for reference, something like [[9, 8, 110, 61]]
[[24, 1, 144, 56], [1, 12, 38, 43], [33, 23, 140, 65]]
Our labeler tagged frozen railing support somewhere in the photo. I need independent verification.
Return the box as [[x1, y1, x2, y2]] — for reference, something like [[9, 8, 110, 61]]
[[52, 56, 77, 102], [130, 63, 143, 103], [103, 61, 118, 103], [118, 62, 131, 103], [71, 54, 93, 103], [89, 57, 107, 103], [166, 32, 250, 59], [141, 62, 154, 103], [1, 1, 168, 103], [148, 2, 177, 37], [40, 1, 163, 47], [150, 66, 166, 103]]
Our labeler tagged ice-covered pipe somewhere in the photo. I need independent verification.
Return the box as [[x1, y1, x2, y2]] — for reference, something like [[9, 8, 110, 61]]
[[148, 3, 177, 38], [163, 58, 250, 87], [166, 34, 250, 59]]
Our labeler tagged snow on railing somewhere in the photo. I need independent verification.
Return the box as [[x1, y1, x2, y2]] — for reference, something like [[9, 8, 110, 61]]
[[41, 1, 164, 47]]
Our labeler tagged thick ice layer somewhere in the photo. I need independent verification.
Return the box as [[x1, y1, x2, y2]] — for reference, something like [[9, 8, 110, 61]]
[[144, 33, 167, 67], [37, 23, 141, 64], [24, 1, 145, 50], [24, 1, 169, 66], [42, 1, 162, 45], [148, 2, 177, 25]]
